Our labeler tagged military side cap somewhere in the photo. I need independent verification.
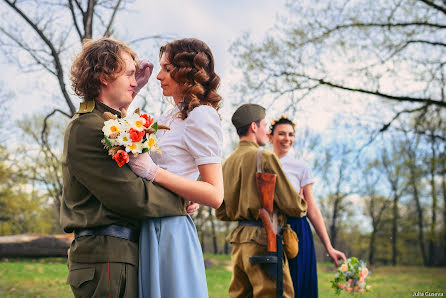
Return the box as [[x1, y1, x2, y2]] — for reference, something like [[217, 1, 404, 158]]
[[231, 104, 266, 129], [76, 100, 95, 114]]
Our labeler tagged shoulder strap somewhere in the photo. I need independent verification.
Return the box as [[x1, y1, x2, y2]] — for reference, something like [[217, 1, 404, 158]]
[[256, 149, 263, 173]]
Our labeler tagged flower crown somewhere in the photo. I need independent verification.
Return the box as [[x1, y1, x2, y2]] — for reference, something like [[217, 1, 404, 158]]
[[269, 114, 296, 134]]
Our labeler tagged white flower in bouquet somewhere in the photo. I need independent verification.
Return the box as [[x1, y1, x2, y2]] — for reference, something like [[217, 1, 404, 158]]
[[117, 131, 132, 146], [126, 113, 146, 131], [102, 119, 122, 136], [126, 141, 143, 154]]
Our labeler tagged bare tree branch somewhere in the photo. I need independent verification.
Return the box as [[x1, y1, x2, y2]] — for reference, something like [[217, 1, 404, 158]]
[[0, 27, 55, 75], [300, 22, 446, 46], [68, 0, 83, 42], [103, 0, 122, 37], [128, 34, 177, 45], [418, 0, 446, 15], [276, 71, 446, 108], [3, 0, 76, 115], [84, 0, 94, 40]]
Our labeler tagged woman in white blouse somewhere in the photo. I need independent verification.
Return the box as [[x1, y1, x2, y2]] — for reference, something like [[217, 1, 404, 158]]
[[129, 38, 223, 298], [268, 115, 346, 298]]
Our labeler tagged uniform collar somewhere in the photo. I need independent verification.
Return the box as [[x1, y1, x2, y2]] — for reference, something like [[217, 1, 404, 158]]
[[238, 140, 260, 149], [94, 100, 122, 117]]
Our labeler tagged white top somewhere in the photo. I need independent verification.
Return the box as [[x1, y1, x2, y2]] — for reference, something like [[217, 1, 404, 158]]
[[280, 155, 314, 192], [151, 104, 222, 180]]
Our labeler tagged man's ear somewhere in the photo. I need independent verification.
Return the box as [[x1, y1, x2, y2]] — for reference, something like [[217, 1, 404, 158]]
[[99, 75, 108, 86], [250, 122, 257, 133], [267, 133, 273, 143]]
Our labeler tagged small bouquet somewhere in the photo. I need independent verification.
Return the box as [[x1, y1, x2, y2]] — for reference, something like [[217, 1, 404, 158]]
[[331, 257, 370, 295], [102, 108, 168, 167]]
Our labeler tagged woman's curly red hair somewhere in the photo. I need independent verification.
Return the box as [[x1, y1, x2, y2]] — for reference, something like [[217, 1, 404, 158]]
[[159, 38, 222, 119], [71, 37, 138, 102]]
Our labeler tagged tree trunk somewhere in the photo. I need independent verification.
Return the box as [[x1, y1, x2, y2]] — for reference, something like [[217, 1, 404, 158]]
[[392, 193, 399, 266], [409, 164, 427, 265], [224, 222, 231, 254], [441, 153, 446, 265], [0, 234, 72, 258], [369, 227, 376, 265], [208, 207, 218, 254], [330, 195, 340, 248], [428, 141, 437, 266]]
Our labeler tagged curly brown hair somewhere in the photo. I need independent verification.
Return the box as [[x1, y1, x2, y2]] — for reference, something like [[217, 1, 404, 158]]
[[71, 37, 138, 102], [159, 38, 222, 119]]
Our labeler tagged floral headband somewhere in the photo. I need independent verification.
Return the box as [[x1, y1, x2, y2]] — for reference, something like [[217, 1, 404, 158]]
[[269, 114, 296, 134]]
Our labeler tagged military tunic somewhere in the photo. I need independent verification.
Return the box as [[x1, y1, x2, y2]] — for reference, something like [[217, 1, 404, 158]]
[[61, 100, 186, 297], [216, 140, 307, 298]]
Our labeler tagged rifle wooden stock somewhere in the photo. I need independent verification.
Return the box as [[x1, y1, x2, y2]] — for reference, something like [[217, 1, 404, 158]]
[[256, 172, 277, 214], [258, 208, 277, 253]]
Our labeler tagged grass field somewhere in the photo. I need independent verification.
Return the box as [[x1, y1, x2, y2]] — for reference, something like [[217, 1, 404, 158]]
[[0, 255, 445, 297]]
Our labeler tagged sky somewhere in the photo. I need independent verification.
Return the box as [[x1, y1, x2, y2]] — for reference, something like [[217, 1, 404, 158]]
[[0, 0, 368, 132], [0, 0, 279, 115], [0, 0, 389, 232]]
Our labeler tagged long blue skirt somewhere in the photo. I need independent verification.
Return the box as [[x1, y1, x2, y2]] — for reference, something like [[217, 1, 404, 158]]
[[138, 215, 208, 298], [287, 216, 318, 298]]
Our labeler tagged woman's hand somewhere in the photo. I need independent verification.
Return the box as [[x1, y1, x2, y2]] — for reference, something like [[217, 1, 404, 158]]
[[128, 152, 159, 182], [186, 202, 200, 215], [133, 60, 154, 95], [327, 247, 347, 267]]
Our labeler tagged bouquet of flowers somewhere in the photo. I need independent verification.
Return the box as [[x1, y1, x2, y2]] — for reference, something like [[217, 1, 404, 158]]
[[101, 108, 168, 167], [331, 257, 370, 295]]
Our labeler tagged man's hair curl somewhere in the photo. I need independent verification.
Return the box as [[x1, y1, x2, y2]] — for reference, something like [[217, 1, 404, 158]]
[[159, 38, 222, 119], [71, 37, 138, 102]]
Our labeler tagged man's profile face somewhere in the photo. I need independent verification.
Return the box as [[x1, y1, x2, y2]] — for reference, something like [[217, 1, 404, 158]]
[[101, 51, 137, 110], [255, 119, 268, 146]]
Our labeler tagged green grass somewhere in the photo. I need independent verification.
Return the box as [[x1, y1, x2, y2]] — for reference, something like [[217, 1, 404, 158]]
[[0, 257, 445, 297]]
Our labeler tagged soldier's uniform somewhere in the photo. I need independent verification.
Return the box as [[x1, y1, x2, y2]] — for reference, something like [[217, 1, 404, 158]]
[[61, 100, 186, 297], [216, 104, 307, 298]]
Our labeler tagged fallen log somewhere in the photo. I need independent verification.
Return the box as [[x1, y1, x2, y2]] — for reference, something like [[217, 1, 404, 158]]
[[0, 234, 73, 258]]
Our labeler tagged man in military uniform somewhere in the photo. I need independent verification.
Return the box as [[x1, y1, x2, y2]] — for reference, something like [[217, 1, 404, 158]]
[[61, 38, 186, 297], [216, 104, 307, 298]]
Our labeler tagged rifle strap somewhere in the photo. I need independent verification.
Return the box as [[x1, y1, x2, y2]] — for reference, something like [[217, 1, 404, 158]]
[[256, 149, 263, 173]]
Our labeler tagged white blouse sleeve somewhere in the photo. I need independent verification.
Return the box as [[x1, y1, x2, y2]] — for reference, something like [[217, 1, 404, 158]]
[[183, 105, 223, 166], [300, 162, 315, 187]]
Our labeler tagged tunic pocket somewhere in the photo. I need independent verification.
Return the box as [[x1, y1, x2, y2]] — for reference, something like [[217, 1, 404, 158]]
[[67, 266, 95, 288]]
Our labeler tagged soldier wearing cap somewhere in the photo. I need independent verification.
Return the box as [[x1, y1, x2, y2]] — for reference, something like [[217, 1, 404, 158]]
[[61, 38, 186, 297], [216, 103, 307, 297]]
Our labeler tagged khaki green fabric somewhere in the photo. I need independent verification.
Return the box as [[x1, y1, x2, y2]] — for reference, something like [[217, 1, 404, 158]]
[[216, 140, 307, 246], [217, 140, 306, 297], [61, 99, 187, 265], [231, 104, 266, 129], [229, 243, 294, 298], [67, 260, 137, 298]]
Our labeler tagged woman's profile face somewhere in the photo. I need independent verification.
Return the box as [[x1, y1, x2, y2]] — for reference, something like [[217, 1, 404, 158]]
[[157, 52, 182, 103], [269, 123, 295, 156]]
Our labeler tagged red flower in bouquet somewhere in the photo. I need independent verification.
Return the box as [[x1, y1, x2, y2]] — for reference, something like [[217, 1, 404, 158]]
[[128, 128, 145, 142], [140, 114, 154, 128], [112, 150, 129, 167]]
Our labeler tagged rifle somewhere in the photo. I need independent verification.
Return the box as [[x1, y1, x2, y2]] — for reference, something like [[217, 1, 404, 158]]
[[249, 149, 283, 298]]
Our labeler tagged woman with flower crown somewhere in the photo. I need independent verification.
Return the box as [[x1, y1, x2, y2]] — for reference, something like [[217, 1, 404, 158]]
[[128, 38, 223, 298], [268, 115, 347, 298]]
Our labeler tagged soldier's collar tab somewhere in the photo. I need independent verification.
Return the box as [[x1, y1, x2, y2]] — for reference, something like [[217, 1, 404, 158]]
[[76, 101, 95, 114]]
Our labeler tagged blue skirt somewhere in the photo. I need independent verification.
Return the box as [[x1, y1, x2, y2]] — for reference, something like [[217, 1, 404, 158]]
[[138, 215, 208, 298], [287, 216, 318, 298]]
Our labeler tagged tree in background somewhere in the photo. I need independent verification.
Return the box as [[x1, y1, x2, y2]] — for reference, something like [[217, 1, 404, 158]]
[[0, 0, 130, 118], [316, 143, 354, 249], [231, 0, 445, 139], [360, 160, 392, 265], [380, 140, 408, 266]]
